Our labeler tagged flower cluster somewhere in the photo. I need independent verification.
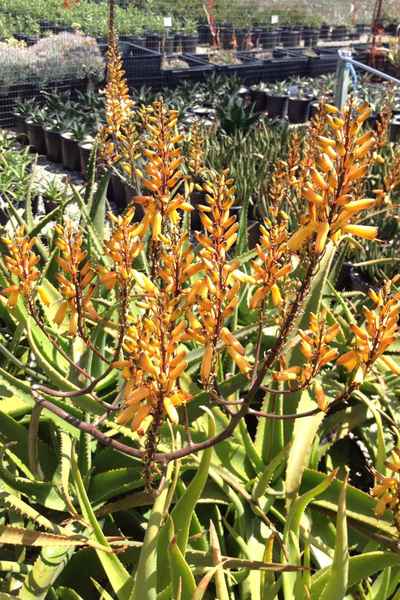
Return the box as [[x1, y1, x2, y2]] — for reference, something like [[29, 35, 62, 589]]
[[250, 219, 292, 310], [337, 277, 400, 379], [1, 226, 40, 308], [273, 312, 340, 411], [288, 102, 378, 255], [371, 448, 400, 530], [189, 169, 253, 384], [135, 100, 192, 242], [54, 222, 98, 337]]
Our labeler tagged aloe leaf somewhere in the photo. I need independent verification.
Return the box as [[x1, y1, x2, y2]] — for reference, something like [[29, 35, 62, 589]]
[[301, 469, 395, 538], [0, 526, 88, 547], [18, 547, 74, 600], [209, 520, 230, 600], [370, 568, 392, 600], [89, 467, 143, 505], [90, 579, 115, 600], [71, 451, 133, 600], [0, 446, 66, 512], [89, 170, 110, 244], [59, 432, 77, 515], [0, 368, 34, 417], [84, 141, 99, 211], [172, 412, 214, 553], [285, 391, 325, 504], [311, 552, 400, 598], [130, 463, 174, 600], [57, 587, 86, 600], [167, 518, 197, 600], [319, 473, 349, 600], [255, 384, 284, 464], [252, 444, 290, 501], [282, 471, 336, 600]]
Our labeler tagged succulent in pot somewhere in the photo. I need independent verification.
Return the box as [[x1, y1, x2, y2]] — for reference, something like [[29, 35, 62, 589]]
[[43, 114, 64, 163], [26, 106, 48, 154], [13, 98, 36, 141], [61, 121, 90, 171]]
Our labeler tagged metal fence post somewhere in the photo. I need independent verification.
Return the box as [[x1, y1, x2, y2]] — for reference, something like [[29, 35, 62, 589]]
[[335, 50, 351, 109]]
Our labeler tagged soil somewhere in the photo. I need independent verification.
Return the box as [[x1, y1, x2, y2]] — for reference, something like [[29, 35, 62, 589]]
[[209, 50, 242, 65], [162, 57, 190, 70]]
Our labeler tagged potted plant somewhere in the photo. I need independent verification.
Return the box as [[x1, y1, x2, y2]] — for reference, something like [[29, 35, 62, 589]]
[[181, 18, 199, 54], [61, 121, 89, 171], [43, 114, 64, 163], [26, 105, 48, 154], [265, 81, 288, 119], [13, 98, 36, 141]]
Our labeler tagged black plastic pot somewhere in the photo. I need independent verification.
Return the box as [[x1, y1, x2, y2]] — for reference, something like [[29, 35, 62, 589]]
[[173, 33, 182, 53], [198, 24, 211, 45], [235, 29, 249, 51], [110, 174, 128, 214], [181, 35, 199, 54], [189, 190, 206, 230], [261, 30, 279, 49], [281, 30, 300, 47], [14, 114, 28, 141], [250, 89, 268, 112], [303, 28, 319, 47], [79, 143, 93, 178], [266, 94, 288, 119], [27, 122, 46, 154], [332, 26, 348, 41], [61, 134, 80, 171], [320, 24, 330, 40], [44, 129, 62, 163], [390, 118, 400, 143], [163, 35, 174, 55], [248, 220, 261, 249], [251, 28, 263, 48], [287, 97, 311, 124], [145, 33, 161, 52], [220, 26, 234, 49]]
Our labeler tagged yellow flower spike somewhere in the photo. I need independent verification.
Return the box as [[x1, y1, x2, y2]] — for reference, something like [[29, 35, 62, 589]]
[[230, 270, 256, 284], [350, 324, 369, 341], [310, 168, 328, 190], [381, 355, 400, 375], [287, 224, 314, 252], [337, 350, 359, 371], [303, 187, 324, 204], [273, 367, 301, 381], [368, 289, 382, 305], [341, 198, 376, 213], [318, 153, 335, 173], [169, 360, 187, 381], [163, 397, 179, 424], [250, 286, 267, 310], [125, 386, 151, 406], [318, 348, 339, 367], [201, 343, 214, 383], [345, 163, 368, 183], [314, 222, 330, 254], [131, 405, 152, 432], [37, 286, 51, 306], [324, 103, 338, 114], [343, 224, 378, 240], [300, 340, 313, 359], [54, 301, 69, 325], [226, 346, 251, 374], [220, 327, 245, 355], [314, 381, 328, 412], [271, 284, 282, 306]]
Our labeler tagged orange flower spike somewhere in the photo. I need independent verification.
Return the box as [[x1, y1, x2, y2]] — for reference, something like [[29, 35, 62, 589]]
[[1, 227, 41, 310]]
